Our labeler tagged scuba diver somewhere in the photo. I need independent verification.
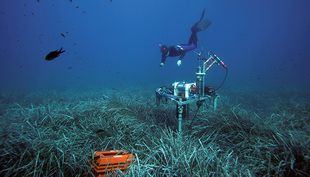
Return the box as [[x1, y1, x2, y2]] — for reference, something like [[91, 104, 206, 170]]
[[159, 9, 212, 67]]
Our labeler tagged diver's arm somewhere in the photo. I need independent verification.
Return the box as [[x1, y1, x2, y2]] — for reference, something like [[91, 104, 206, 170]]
[[160, 55, 167, 67], [178, 53, 185, 61], [177, 53, 185, 66]]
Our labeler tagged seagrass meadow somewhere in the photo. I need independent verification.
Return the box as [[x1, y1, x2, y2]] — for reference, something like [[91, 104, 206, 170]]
[[0, 86, 309, 176]]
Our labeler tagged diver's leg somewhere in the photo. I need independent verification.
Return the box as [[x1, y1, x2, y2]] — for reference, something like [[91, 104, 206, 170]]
[[188, 9, 206, 46], [191, 9, 205, 32], [188, 32, 198, 47]]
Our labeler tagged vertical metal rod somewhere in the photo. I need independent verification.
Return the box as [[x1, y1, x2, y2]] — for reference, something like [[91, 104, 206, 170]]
[[196, 67, 202, 96], [202, 61, 206, 97], [178, 104, 183, 132]]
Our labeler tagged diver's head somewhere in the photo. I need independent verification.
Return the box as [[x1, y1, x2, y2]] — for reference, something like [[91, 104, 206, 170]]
[[161, 45, 169, 56]]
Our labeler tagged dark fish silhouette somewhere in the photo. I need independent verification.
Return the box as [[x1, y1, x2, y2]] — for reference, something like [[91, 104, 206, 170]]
[[45, 47, 65, 61]]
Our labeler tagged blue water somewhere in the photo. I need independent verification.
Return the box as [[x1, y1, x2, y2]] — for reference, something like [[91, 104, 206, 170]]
[[0, 0, 309, 92]]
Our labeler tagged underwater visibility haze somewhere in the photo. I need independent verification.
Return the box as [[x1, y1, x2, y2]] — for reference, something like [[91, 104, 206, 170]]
[[0, 0, 309, 91], [0, 0, 310, 176]]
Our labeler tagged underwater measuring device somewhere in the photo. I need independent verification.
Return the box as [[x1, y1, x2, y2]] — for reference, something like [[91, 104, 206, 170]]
[[155, 48, 228, 132]]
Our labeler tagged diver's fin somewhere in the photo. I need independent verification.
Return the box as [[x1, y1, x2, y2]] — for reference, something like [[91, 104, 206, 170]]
[[200, 9, 205, 22], [197, 19, 212, 32]]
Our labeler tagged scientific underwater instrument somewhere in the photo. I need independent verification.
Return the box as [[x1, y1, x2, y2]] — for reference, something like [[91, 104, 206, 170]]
[[155, 48, 228, 131]]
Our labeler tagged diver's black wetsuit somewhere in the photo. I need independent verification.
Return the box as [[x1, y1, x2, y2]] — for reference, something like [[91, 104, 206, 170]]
[[159, 43, 196, 65], [159, 9, 211, 66]]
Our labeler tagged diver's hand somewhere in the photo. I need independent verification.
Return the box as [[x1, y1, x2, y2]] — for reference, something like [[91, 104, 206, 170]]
[[177, 60, 181, 66], [160, 62, 164, 67]]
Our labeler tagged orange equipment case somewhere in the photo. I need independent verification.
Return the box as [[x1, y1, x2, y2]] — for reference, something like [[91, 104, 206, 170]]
[[88, 150, 135, 177]]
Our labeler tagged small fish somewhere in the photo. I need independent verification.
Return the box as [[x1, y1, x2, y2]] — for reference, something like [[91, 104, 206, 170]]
[[76, 6, 79, 9], [60, 33, 65, 37], [83, 11, 86, 13], [0, 11, 5, 14], [74, 43, 77, 45], [24, 4, 26, 7], [110, 0, 112, 2], [45, 47, 65, 61], [31, 12, 34, 15], [37, 0, 40, 2], [57, 21, 60, 24], [71, 29, 74, 31], [68, 67, 72, 69], [66, 31, 69, 34], [70, 0, 72, 2]]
